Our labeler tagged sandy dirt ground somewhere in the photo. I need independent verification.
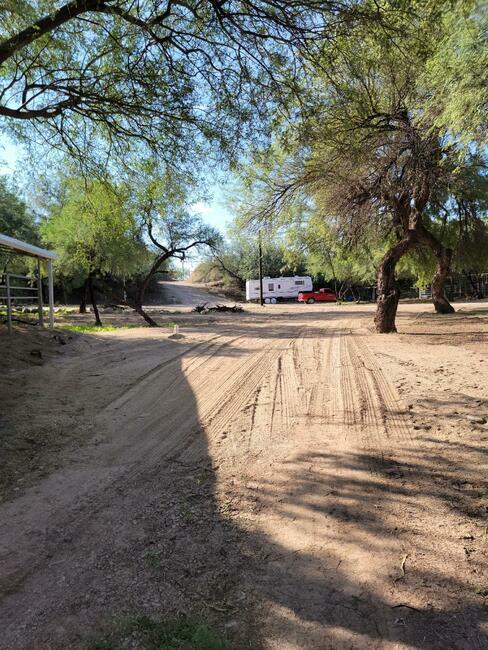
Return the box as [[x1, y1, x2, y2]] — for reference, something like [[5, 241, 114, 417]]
[[0, 301, 487, 649], [153, 280, 229, 306]]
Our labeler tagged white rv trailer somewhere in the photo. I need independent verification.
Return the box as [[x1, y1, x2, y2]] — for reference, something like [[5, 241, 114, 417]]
[[245, 276, 313, 302]]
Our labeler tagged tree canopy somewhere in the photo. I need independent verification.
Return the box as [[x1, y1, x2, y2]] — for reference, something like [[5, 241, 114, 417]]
[[41, 178, 146, 279], [0, 0, 368, 169], [0, 176, 37, 242], [40, 177, 149, 321], [229, 0, 488, 330]]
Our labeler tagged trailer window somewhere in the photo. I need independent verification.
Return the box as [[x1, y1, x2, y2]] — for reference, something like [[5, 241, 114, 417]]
[[278, 284, 281, 289], [295, 280, 304, 285], [268, 283, 274, 291]]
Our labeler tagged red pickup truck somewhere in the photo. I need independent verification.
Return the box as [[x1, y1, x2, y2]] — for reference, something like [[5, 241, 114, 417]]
[[298, 288, 337, 304]]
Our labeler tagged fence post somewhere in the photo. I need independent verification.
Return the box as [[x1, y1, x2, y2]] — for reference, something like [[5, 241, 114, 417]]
[[37, 259, 44, 327], [6, 272, 12, 334]]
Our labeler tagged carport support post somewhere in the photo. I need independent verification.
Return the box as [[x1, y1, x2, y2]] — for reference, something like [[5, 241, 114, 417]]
[[47, 259, 54, 329], [258, 230, 264, 307], [37, 259, 44, 327], [6, 272, 12, 334]]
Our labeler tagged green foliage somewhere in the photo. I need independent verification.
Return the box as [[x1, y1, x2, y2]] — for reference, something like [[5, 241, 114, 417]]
[[0, 176, 38, 242], [284, 218, 385, 286], [56, 323, 167, 333], [198, 226, 307, 289], [0, 175, 40, 275], [422, 0, 488, 145], [129, 164, 220, 259], [0, 1, 337, 171], [131, 616, 229, 650], [191, 260, 229, 285], [41, 178, 149, 281], [229, 0, 488, 293]]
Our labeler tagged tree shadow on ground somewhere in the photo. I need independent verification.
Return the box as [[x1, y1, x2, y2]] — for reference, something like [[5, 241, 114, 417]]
[[0, 326, 486, 650]]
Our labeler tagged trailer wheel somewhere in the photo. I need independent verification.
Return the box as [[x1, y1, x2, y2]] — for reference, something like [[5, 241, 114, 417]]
[[306, 298, 315, 304], [264, 297, 271, 304], [271, 297, 277, 304]]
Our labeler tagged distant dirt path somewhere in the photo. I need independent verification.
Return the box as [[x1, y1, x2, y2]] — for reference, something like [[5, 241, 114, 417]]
[[0, 305, 486, 649], [150, 280, 228, 306]]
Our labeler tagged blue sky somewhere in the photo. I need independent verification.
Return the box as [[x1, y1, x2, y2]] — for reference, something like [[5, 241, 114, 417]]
[[191, 185, 232, 234], [0, 134, 20, 174]]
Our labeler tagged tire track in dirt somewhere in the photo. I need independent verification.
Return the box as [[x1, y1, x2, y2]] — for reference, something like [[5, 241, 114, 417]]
[[237, 327, 337, 452], [6, 327, 301, 595], [98, 332, 285, 474], [2, 307, 486, 650], [243, 325, 414, 648], [103, 332, 244, 411], [350, 334, 412, 443], [339, 331, 413, 474], [0, 331, 264, 598], [202, 332, 301, 457], [328, 329, 343, 431], [327, 330, 360, 442], [304, 326, 413, 471], [34, 332, 237, 426]]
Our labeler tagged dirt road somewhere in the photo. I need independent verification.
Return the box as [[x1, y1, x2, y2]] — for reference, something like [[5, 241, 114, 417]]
[[0, 303, 487, 649], [150, 280, 228, 306]]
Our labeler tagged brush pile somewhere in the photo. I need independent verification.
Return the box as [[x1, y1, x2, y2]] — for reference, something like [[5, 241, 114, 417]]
[[193, 303, 244, 314]]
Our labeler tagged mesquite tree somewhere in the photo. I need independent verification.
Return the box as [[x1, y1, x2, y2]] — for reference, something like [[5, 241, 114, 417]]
[[235, 2, 487, 332], [41, 178, 148, 325], [0, 0, 368, 169], [128, 169, 221, 326]]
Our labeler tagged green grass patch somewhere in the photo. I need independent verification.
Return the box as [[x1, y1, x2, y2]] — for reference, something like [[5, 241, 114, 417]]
[[57, 322, 176, 333], [88, 616, 229, 650], [57, 323, 146, 333]]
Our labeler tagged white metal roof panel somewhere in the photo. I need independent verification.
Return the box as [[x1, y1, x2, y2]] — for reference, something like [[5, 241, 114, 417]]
[[0, 233, 57, 260]]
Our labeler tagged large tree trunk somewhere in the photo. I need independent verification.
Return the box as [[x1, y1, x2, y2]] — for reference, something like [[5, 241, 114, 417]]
[[432, 246, 455, 313], [375, 233, 418, 333], [132, 252, 170, 327], [133, 301, 159, 327], [418, 227, 455, 314], [79, 277, 88, 313], [88, 274, 102, 326]]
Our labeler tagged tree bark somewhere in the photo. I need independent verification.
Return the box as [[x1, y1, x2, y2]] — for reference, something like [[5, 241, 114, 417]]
[[132, 252, 171, 327], [132, 301, 159, 327], [374, 233, 418, 333], [79, 278, 88, 313], [418, 227, 455, 314], [431, 246, 455, 313], [88, 274, 102, 326]]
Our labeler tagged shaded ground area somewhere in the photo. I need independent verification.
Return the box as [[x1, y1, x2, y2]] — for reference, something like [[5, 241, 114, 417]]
[[0, 302, 487, 649]]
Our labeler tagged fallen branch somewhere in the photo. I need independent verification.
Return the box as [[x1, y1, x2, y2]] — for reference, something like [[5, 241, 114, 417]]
[[393, 554, 408, 583], [391, 604, 421, 612]]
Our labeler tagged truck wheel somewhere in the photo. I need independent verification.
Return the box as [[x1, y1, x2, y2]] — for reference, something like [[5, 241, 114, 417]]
[[307, 298, 315, 304]]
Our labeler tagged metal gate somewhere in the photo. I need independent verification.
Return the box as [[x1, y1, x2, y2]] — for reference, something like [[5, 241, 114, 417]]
[[0, 271, 44, 334]]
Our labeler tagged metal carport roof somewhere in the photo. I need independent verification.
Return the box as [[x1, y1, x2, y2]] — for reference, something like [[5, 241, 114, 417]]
[[0, 233, 57, 260]]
